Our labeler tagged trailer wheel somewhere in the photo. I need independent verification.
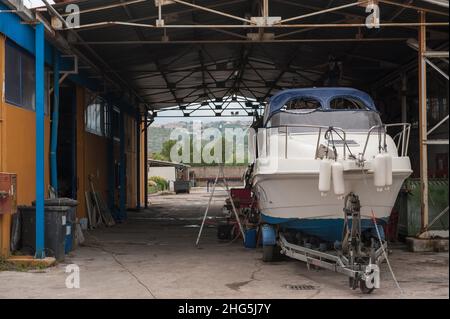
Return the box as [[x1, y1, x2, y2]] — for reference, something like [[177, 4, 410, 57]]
[[359, 279, 375, 294], [262, 245, 275, 262]]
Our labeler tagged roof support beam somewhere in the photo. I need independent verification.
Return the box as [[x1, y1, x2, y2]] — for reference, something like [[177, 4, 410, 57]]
[[379, 0, 449, 15], [42, 0, 148, 108], [427, 115, 449, 136], [170, 0, 255, 24], [73, 21, 449, 30], [276, 1, 370, 24], [78, 37, 411, 45], [60, 0, 147, 17], [425, 58, 449, 80], [419, 0, 449, 7], [422, 0, 448, 8], [263, 46, 302, 99]]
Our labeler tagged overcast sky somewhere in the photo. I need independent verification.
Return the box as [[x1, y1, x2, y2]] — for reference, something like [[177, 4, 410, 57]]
[[25, 0, 54, 8]]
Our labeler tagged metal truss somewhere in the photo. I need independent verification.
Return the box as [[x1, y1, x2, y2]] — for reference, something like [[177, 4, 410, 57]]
[[151, 95, 264, 118]]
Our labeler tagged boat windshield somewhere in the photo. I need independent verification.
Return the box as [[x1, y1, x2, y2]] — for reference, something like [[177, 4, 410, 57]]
[[267, 110, 382, 132], [263, 88, 379, 129]]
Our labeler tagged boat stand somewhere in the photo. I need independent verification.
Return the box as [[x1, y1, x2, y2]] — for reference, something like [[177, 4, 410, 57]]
[[277, 193, 387, 294], [195, 164, 245, 247]]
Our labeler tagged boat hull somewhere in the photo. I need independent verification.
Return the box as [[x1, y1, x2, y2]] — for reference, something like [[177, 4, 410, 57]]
[[261, 214, 387, 243], [253, 170, 411, 242]]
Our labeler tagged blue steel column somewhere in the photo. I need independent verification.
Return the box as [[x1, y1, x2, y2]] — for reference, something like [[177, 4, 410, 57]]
[[71, 89, 77, 199], [119, 107, 126, 220], [144, 113, 148, 208], [35, 23, 45, 259], [136, 111, 141, 210], [50, 48, 60, 193], [107, 102, 115, 214]]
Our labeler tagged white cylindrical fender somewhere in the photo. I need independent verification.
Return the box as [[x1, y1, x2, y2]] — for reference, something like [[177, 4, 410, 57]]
[[332, 162, 345, 198], [384, 153, 393, 190], [318, 159, 332, 196], [373, 153, 386, 192]]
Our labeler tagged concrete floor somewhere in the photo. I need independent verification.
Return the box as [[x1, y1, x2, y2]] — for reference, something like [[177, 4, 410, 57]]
[[0, 188, 448, 299]]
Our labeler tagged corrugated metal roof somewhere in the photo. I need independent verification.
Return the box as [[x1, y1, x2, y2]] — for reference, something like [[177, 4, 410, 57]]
[[39, 0, 448, 113]]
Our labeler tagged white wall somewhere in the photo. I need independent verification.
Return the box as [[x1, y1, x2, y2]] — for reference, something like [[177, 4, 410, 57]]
[[148, 167, 176, 182]]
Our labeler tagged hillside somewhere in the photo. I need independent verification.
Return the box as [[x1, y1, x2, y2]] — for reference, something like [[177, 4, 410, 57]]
[[148, 120, 252, 154]]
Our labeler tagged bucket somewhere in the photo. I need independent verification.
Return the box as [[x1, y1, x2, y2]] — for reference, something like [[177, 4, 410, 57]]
[[244, 228, 257, 249]]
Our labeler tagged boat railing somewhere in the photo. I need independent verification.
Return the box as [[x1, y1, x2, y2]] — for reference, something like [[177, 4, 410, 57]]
[[386, 123, 411, 157], [262, 122, 411, 160], [361, 123, 411, 159]]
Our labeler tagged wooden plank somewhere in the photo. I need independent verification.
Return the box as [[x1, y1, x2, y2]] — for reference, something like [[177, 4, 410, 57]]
[[85, 191, 94, 229], [7, 256, 56, 268], [96, 193, 115, 226]]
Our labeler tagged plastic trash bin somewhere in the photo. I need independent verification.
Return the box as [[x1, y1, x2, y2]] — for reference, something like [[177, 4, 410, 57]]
[[33, 198, 78, 253], [244, 228, 257, 249], [19, 205, 69, 261]]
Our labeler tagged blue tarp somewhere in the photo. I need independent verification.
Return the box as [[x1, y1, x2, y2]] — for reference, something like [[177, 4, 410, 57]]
[[267, 87, 377, 117]]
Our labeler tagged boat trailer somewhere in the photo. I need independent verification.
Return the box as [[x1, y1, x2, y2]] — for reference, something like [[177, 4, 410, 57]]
[[273, 193, 388, 294]]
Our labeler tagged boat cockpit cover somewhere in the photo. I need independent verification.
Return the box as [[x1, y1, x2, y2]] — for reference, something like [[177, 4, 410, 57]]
[[264, 88, 377, 126], [267, 110, 383, 131]]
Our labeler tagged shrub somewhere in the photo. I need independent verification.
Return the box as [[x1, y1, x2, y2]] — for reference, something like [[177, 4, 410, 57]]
[[149, 176, 169, 191]]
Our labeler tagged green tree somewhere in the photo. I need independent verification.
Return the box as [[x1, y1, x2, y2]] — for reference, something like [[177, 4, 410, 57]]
[[161, 140, 177, 161], [150, 139, 177, 161]]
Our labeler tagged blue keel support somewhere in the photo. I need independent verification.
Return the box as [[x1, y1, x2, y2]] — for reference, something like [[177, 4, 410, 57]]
[[262, 224, 277, 246], [35, 23, 45, 259]]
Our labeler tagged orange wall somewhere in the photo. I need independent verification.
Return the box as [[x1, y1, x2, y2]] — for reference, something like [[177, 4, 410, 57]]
[[125, 113, 146, 208], [84, 132, 109, 214], [76, 88, 144, 218], [76, 87, 109, 219], [0, 34, 51, 256], [1, 105, 51, 205]]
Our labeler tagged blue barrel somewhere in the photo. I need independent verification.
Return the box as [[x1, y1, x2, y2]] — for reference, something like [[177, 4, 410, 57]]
[[244, 228, 257, 249], [262, 224, 277, 246]]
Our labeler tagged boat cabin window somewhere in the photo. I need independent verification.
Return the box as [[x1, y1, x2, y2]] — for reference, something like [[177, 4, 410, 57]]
[[282, 97, 321, 111], [330, 96, 369, 110]]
